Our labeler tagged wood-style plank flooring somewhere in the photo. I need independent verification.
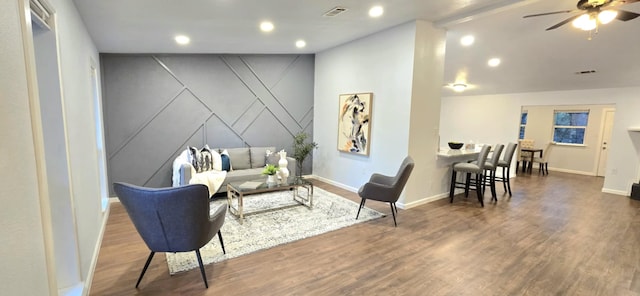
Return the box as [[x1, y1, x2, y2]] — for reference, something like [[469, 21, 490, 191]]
[[90, 172, 640, 295]]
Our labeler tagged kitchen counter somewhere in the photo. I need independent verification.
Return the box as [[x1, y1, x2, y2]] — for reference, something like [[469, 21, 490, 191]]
[[437, 146, 484, 158]]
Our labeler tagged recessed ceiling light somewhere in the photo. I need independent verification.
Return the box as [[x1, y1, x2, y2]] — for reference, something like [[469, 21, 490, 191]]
[[296, 40, 306, 48], [175, 35, 190, 45], [460, 35, 475, 46], [260, 21, 274, 32], [369, 6, 384, 18], [488, 58, 501, 67]]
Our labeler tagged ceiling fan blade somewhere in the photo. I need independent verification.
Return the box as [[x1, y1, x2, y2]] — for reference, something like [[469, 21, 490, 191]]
[[604, 0, 640, 8], [615, 9, 640, 21], [523, 10, 573, 18], [546, 14, 583, 30]]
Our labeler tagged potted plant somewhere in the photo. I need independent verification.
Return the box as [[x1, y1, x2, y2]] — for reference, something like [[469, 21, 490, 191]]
[[262, 164, 279, 185], [293, 132, 318, 179]]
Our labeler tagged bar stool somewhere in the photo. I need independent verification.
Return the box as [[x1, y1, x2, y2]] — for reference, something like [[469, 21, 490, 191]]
[[480, 144, 504, 202], [496, 142, 518, 196], [449, 145, 491, 207]]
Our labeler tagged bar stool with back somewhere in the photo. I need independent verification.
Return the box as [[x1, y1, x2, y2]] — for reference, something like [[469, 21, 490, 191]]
[[449, 145, 491, 207]]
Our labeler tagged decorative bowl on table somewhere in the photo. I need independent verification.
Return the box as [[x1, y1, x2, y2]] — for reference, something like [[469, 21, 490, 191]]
[[448, 142, 464, 150]]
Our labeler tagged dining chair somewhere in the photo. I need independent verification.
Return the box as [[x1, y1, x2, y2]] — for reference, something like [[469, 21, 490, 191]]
[[532, 142, 554, 175], [517, 139, 535, 172]]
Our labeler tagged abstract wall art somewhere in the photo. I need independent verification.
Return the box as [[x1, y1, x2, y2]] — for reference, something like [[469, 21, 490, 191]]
[[338, 93, 372, 156]]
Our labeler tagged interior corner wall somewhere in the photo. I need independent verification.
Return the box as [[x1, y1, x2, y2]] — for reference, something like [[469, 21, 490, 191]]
[[100, 54, 315, 190], [404, 20, 446, 205], [440, 87, 640, 195], [313, 21, 417, 190], [1, 0, 52, 294]]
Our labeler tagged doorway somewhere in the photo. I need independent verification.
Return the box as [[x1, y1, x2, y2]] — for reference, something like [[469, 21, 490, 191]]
[[596, 108, 615, 177]]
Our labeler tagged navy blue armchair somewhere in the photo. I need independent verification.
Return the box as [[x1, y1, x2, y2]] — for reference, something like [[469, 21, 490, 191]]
[[113, 182, 226, 289]]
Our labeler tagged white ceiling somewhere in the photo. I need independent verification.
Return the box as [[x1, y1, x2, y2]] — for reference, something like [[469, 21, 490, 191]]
[[73, 0, 640, 96]]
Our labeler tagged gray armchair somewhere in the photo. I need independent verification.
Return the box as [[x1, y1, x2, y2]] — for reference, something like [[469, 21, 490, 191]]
[[356, 156, 415, 227], [112, 182, 226, 289]]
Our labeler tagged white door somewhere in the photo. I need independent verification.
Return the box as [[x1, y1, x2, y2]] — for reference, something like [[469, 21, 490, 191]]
[[597, 109, 615, 176]]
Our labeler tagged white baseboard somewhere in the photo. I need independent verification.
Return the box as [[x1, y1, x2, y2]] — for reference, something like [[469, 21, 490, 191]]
[[309, 175, 459, 210], [398, 192, 450, 209], [547, 167, 596, 176], [83, 202, 111, 296], [601, 188, 629, 196], [309, 175, 359, 193]]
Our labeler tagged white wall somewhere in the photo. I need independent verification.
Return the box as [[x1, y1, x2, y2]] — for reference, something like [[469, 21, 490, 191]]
[[314, 20, 447, 207], [1, 0, 54, 294], [0, 0, 107, 294], [522, 104, 614, 174], [50, 0, 106, 280], [313, 22, 416, 192], [440, 87, 640, 195]]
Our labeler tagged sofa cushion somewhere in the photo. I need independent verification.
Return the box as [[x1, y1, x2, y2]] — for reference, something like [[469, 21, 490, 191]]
[[266, 153, 280, 166], [224, 168, 264, 184], [226, 148, 251, 170], [250, 146, 275, 168]]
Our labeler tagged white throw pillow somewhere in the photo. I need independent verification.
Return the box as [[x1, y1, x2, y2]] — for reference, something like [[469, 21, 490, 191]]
[[172, 149, 190, 187], [211, 148, 222, 171]]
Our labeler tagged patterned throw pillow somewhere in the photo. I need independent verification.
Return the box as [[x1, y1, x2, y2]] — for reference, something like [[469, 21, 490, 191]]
[[187, 146, 202, 173], [200, 145, 214, 172]]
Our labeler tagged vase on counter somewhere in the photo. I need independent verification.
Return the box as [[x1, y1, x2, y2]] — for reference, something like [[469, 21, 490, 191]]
[[278, 150, 290, 182]]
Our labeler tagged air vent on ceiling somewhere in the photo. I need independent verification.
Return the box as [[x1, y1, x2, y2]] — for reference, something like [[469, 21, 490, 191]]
[[323, 6, 348, 17], [575, 70, 597, 75]]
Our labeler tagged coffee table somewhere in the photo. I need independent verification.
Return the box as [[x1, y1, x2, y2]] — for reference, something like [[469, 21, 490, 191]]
[[226, 177, 313, 224]]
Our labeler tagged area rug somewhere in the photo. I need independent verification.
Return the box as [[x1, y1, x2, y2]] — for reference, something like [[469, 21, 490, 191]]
[[165, 187, 385, 274]]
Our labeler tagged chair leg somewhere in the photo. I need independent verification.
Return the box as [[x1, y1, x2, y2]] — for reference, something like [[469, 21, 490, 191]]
[[464, 173, 471, 197], [449, 170, 457, 202], [545, 163, 549, 175], [195, 249, 209, 288], [490, 170, 497, 202], [135, 251, 155, 288], [506, 166, 512, 196], [217, 230, 226, 254], [356, 198, 366, 220], [475, 174, 484, 207], [389, 202, 397, 227], [502, 167, 507, 192]]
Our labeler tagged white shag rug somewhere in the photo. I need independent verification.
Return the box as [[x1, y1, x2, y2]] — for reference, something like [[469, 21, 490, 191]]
[[165, 187, 384, 274]]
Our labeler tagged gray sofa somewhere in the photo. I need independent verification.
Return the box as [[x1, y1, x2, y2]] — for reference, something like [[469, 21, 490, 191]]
[[176, 146, 296, 194]]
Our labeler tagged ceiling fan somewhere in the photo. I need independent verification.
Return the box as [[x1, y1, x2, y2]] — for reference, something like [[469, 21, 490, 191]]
[[523, 0, 640, 31]]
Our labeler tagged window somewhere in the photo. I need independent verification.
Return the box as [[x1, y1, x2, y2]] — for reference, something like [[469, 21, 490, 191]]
[[553, 110, 589, 144], [519, 112, 527, 139]]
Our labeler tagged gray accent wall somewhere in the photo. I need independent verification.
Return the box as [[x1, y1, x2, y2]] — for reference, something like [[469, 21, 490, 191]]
[[101, 54, 315, 192]]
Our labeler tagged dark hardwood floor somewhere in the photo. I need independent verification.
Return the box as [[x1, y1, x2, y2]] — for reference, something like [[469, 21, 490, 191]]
[[91, 172, 640, 295]]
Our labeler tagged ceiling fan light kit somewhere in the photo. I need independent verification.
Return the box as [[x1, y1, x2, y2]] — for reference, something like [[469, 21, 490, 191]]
[[523, 0, 640, 36]]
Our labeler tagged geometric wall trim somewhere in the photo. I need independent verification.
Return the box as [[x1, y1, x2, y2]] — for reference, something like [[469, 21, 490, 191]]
[[101, 54, 315, 192]]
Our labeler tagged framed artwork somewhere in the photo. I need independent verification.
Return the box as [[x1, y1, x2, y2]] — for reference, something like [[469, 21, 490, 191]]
[[338, 93, 372, 156]]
